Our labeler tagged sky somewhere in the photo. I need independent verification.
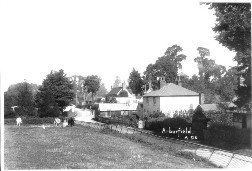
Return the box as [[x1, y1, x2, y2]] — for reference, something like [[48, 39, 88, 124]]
[[0, 0, 239, 92]]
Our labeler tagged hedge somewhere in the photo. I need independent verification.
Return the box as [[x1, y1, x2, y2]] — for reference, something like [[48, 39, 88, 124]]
[[4, 117, 56, 125], [203, 123, 251, 150]]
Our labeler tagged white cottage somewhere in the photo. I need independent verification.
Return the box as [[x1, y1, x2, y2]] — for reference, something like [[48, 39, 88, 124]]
[[143, 77, 200, 117]]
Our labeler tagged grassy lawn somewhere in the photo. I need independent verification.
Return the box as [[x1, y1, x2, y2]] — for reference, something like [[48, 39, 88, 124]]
[[4, 124, 216, 169]]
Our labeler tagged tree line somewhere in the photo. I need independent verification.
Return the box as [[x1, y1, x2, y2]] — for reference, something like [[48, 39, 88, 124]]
[[128, 3, 251, 109], [4, 69, 103, 118]]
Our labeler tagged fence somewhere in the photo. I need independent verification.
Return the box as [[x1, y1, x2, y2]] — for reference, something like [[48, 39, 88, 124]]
[[75, 120, 252, 168]]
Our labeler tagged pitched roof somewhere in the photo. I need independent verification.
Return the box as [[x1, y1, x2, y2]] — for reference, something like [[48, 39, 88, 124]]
[[143, 83, 198, 97], [107, 87, 133, 96], [107, 87, 122, 95]]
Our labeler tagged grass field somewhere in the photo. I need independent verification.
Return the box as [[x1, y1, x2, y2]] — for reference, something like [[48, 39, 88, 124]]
[[4, 124, 216, 169]]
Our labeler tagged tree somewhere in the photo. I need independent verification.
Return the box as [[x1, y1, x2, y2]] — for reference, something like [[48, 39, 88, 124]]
[[70, 75, 86, 105], [128, 68, 144, 96], [113, 76, 121, 88], [84, 75, 101, 103], [195, 47, 226, 88], [36, 69, 74, 117], [144, 44, 187, 90], [96, 82, 108, 97], [118, 90, 128, 97], [207, 3, 251, 109], [105, 94, 117, 103], [4, 82, 38, 117]]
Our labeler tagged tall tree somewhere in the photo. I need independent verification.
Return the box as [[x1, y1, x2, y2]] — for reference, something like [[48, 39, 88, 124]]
[[36, 69, 74, 117], [113, 76, 121, 88], [207, 3, 251, 109], [69, 75, 86, 105], [128, 68, 144, 96], [84, 75, 101, 103], [96, 82, 108, 97], [144, 44, 186, 90], [194, 47, 226, 90], [4, 82, 38, 116]]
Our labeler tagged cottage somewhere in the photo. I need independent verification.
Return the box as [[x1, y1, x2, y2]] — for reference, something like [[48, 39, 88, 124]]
[[107, 83, 139, 104], [143, 77, 201, 117]]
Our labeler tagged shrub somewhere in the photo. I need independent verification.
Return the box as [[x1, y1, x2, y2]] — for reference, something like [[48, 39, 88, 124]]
[[204, 111, 233, 126], [173, 109, 194, 123], [163, 117, 191, 130], [118, 90, 128, 97], [149, 111, 165, 118], [145, 117, 165, 132]]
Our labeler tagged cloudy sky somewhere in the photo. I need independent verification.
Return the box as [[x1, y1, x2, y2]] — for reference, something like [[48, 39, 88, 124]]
[[0, 0, 239, 92]]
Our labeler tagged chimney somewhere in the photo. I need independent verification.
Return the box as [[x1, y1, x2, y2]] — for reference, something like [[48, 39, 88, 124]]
[[199, 93, 205, 105], [122, 82, 126, 91], [160, 77, 166, 89], [178, 76, 182, 86], [147, 81, 152, 93]]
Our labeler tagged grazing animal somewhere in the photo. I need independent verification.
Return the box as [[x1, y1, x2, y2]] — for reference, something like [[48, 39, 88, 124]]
[[68, 117, 75, 127], [16, 117, 22, 126], [54, 118, 61, 126]]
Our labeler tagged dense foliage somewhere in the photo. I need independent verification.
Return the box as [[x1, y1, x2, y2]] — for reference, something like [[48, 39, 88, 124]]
[[144, 44, 186, 90], [35, 69, 74, 117], [128, 68, 144, 96], [4, 82, 38, 117], [84, 75, 101, 103], [208, 3, 251, 109], [204, 123, 251, 150], [105, 94, 117, 103], [118, 90, 128, 97]]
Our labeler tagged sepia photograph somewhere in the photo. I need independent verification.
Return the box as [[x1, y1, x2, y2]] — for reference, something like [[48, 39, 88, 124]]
[[0, 0, 251, 169]]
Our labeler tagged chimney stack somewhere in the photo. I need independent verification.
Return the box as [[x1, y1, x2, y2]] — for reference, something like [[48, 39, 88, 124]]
[[122, 82, 126, 91], [178, 76, 182, 86], [147, 81, 152, 93], [160, 77, 166, 89]]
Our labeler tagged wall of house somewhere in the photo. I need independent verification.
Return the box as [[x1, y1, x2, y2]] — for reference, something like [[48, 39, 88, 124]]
[[115, 97, 138, 103], [143, 96, 161, 114], [159, 96, 199, 117]]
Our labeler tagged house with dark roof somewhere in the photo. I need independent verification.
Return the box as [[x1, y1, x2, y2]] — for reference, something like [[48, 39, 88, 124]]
[[107, 82, 138, 104], [143, 77, 201, 117]]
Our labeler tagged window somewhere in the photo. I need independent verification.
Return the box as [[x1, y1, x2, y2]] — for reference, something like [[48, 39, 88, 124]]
[[146, 97, 149, 105], [153, 97, 156, 106]]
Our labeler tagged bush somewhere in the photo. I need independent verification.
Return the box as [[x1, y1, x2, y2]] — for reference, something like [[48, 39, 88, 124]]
[[163, 117, 191, 130], [145, 117, 165, 132], [204, 123, 251, 150], [173, 109, 194, 123], [204, 111, 233, 126], [4, 117, 56, 125], [118, 90, 128, 97]]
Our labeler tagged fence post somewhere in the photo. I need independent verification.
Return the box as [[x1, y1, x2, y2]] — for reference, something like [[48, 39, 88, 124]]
[[226, 153, 234, 168], [194, 145, 199, 155], [208, 149, 215, 162]]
